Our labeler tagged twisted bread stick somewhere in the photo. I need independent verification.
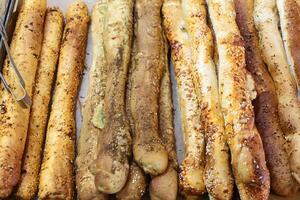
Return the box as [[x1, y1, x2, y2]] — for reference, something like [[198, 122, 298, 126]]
[[235, 0, 298, 195], [181, 0, 234, 199], [254, 0, 300, 184], [207, 0, 270, 199], [163, 0, 206, 196], [277, 0, 300, 92]]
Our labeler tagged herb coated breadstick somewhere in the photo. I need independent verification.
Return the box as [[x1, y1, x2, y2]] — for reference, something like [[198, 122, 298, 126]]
[[91, 0, 134, 194], [163, 0, 206, 196], [254, 0, 300, 184], [0, 0, 46, 197], [235, 0, 298, 195], [15, 8, 64, 200], [38, 2, 89, 199], [277, 0, 300, 92], [129, 0, 169, 176], [76, 2, 108, 199], [116, 34, 148, 200], [207, 0, 270, 199]]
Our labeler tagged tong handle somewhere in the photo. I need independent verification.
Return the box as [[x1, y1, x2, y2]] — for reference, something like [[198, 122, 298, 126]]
[[0, 19, 32, 108]]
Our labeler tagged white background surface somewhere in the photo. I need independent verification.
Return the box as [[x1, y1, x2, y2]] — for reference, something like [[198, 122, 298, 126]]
[[48, 0, 300, 199]]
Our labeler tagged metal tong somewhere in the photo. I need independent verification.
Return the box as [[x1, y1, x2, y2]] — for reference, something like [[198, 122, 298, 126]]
[[0, 19, 32, 108]]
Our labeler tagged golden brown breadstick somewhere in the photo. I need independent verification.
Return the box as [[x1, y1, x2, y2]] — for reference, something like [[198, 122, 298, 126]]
[[181, 0, 234, 199], [207, 0, 270, 199], [75, 2, 108, 200], [235, 0, 298, 196], [38, 2, 89, 199], [254, 0, 300, 184], [91, 0, 133, 194], [0, 0, 46, 197], [15, 8, 64, 200], [129, 0, 169, 176], [162, 0, 206, 196], [149, 55, 178, 200], [116, 162, 147, 200], [277, 0, 300, 91]]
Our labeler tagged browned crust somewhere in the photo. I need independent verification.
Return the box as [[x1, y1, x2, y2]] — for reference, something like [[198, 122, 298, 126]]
[[130, 0, 169, 176], [38, 2, 89, 200], [207, 0, 270, 199], [15, 8, 64, 200], [284, 0, 300, 89], [234, 0, 298, 196], [182, 1, 234, 199], [75, 2, 108, 199], [234, 0, 275, 94], [0, 0, 46, 197], [163, 0, 205, 195], [91, 0, 134, 194], [115, 27, 148, 200], [149, 46, 178, 200]]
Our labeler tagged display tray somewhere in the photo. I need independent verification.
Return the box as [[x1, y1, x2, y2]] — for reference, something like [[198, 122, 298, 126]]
[[0, 0, 299, 199]]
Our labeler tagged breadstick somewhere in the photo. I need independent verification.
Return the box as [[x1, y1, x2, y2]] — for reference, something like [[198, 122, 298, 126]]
[[0, 0, 46, 197], [207, 0, 270, 199], [181, 0, 234, 199], [92, 0, 134, 194], [149, 64, 178, 200], [15, 8, 64, 200], [116, 162, 147, 200], [38, 2, 89, 199], [130, 0, 169, 176], [235, 0, 298, 196], [162, 0, 206, 195], [76, 2, 108, 200], [254, 0, 300, 184], [277, 0, 300, 92], [116, 32, 148, 200]]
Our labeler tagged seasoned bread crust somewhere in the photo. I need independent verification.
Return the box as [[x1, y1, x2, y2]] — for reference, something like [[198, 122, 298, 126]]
[[182, 0, 234, 199], [254, 0, 300, 184], [163, 0, 206, 195], [149, 52, 178, 200], [76, 2, 108, 199], [235, 0, 298, 196], [129, 0, 169, 176], [207, 0, 270, 199], [0, 0, 46, 197], [16, 8, 64, 200], [277, 0, 300, 91], [91, 0, 134, 194], [38, 2, 89, 199]]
